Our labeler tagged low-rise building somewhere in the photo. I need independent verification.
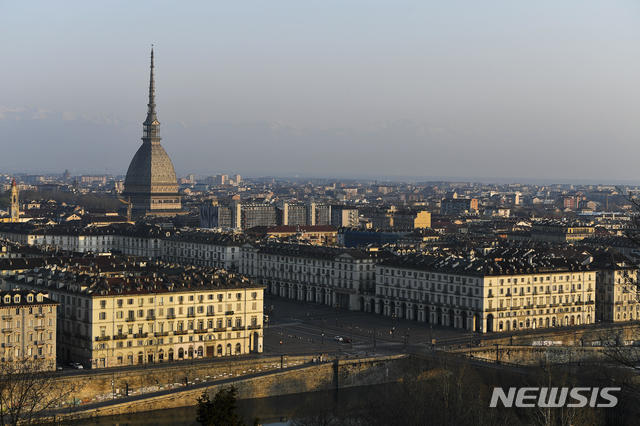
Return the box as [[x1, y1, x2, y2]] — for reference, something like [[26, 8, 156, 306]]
[[440, 198, 479, 216], [248, 225, 338, 246], [530, 220, 595, 242]]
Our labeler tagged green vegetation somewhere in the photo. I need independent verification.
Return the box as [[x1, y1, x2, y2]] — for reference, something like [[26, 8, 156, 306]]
[[196, 387, 258, 426]]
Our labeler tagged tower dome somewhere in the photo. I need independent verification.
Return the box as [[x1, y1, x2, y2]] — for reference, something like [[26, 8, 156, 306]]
[[123, 47, 182, 217]]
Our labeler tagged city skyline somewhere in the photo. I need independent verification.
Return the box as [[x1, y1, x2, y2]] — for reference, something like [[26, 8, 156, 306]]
[[3, 2, 640, 424], [2, 1, 640, 181]]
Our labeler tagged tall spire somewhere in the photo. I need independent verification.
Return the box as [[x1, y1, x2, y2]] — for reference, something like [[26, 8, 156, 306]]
[[10, 178, 19, 223], [143, 45, 160, 142]]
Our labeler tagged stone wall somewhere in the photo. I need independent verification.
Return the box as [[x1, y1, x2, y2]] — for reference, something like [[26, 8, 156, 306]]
[[56, 355, 407, 420], [57, 354, 320, 405], [475, 323, 640, 348], [456, 345, 607, 365]]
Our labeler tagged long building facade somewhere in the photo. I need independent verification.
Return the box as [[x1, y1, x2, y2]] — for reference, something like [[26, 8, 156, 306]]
[[374, 250, 597, 333], [4, 258, 263, 369], [240, 243, 379, 310], [0, 224, 243, 270]]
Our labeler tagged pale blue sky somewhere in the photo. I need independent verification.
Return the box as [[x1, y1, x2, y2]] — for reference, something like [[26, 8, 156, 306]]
[[1, 1, 639, 182]]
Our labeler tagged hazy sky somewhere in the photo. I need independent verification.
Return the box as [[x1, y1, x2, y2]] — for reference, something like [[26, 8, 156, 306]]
[[1, 1, 639, 182]]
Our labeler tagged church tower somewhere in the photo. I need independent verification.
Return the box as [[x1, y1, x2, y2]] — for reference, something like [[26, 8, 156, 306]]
[[123, 47, 182, 217], [9, 179, 19, 222]]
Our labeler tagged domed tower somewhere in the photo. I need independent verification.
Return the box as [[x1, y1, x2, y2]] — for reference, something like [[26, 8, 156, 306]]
[[123, 47, 182, 217]]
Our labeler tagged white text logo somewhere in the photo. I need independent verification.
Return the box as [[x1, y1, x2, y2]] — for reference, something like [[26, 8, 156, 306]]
[[489, 387, 620, 408]]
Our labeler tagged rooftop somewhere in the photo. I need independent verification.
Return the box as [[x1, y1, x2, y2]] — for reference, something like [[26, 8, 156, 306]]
[[11, 256, 261, 297]]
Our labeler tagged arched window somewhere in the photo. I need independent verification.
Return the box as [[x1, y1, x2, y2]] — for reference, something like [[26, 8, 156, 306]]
[[235, 343, 241, 355]]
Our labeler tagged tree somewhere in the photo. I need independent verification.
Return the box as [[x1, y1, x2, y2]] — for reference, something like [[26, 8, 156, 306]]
[[196, 386, 253, 426], [0, 359, 75, 425]]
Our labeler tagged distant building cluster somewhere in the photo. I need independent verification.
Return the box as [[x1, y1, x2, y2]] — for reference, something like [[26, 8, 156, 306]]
[[199, 200, 336, 230]]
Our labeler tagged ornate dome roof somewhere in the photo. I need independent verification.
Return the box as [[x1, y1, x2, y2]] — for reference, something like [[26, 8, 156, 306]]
[[123, 47, 180, 198], [124, 141, 179, 195]]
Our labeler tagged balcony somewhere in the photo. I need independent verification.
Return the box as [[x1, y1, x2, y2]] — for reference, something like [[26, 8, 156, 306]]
[[34, 313, 45, 318], [187, 313, 196, 318], [1, 315, 12, 321], [206, 312, 215, 317], [195, 328, 207, 334], [213, 327, 226, 332], [2, 328, 13, 333], [225, 311, 234, 315], [146, 316, 156, 321], [247, 325, 261, 330], [34, 325, 46, 331], [133, 332, 148, 338], [125, 317, 135, 322], [113, 334, 128, 340], [232, 326, 245, 331], [166, 313, 176, 319], [154, 331, 169, 337], [95, 336, 111, 342], [173, 330, 188, 335]]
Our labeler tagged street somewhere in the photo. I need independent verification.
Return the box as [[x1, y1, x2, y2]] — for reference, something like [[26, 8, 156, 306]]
[[262, 296, 478, 356]]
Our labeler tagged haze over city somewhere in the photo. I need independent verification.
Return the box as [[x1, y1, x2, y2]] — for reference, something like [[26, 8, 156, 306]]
[[2, 1, 640, 181], [5, 2, 640, 424]]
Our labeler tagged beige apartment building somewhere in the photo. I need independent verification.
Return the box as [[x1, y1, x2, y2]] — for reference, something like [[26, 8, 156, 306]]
[[240, 242, 379, 310], [5, 258, 263, 369], [374, 248, 596, 333], [0, 290, 57, 370], [594, 252, 640, 322]]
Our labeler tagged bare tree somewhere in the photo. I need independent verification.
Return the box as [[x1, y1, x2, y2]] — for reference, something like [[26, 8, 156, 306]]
[[0, 359, 75, 425]]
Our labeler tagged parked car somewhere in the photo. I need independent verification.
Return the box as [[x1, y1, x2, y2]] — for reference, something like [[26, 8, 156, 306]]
[[69, 362, 83, 369], [334, 336, 344, 343]]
